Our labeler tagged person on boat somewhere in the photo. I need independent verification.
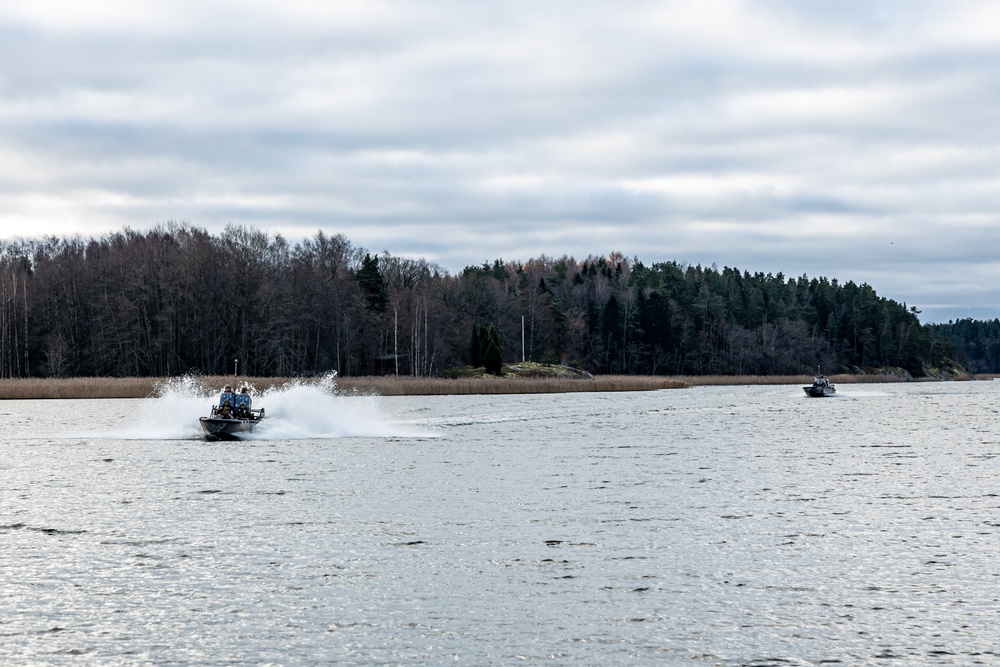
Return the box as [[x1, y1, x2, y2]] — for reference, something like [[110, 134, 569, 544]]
[[233, 386, 252, 415], [218, 399, 233, 418], [219, 384, 236, 408]]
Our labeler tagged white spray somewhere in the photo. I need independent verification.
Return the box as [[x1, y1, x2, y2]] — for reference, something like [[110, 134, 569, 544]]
[[79, 374, 436, 440]]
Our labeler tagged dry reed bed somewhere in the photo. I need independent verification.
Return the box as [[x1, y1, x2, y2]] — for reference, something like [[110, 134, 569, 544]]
[[0, 372, 978, 400], [0, 377, 161, 400], [336, 375, 687, 395], [672, 373, 911, 386], [0, 374, 685, 399], [0, 376, 293, 400]]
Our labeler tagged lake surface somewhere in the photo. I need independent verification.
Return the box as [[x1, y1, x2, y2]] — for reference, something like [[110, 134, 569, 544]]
[[2, 380, 999, 665]]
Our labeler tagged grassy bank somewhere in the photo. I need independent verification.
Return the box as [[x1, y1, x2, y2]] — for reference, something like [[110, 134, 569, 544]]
[[0, 372, 981, 400]]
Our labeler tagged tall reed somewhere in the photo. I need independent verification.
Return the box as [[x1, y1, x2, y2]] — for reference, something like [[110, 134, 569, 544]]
[[335, 375, 686, 395], [669, 374, 909, 386], [0, 377, 160, 400], [0, 374, 685, 399], [0, 371, 979, 400]]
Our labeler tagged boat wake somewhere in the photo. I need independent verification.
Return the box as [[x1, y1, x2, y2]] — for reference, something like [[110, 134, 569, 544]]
[[829, 389, 890, 398], [104, 375, 436, 441]]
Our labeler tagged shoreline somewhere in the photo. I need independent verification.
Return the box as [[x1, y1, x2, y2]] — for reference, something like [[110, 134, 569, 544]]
[[0, 372, 989, 400]]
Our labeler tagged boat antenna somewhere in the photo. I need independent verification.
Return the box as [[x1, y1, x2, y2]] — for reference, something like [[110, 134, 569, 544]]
[[233, 358, 238, 389]]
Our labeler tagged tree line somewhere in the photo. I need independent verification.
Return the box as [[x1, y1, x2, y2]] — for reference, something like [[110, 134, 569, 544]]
[[0, 223, 960, 379], [925, 319, 1000, 374]]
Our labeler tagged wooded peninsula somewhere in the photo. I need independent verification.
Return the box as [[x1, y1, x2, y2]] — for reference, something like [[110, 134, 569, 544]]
[[0, 223, 992, 382]]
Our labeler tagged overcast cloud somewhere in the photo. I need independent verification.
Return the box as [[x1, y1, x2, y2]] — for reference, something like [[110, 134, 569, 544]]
[[2, 1, 999, 322]]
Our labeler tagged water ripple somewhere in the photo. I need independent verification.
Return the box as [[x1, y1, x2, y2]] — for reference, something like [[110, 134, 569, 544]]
[[2, 382, 1000, 664]]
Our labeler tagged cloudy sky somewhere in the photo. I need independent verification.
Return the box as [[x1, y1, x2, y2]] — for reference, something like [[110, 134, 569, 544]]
[[2, 1, 999, 322]]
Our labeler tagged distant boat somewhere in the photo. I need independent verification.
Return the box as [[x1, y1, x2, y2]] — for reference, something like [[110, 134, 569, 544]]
[[803, 370, 836, 397], [200, 382, 264, 439]]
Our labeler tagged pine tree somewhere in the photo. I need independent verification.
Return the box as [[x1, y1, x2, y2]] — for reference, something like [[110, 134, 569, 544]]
[[484, 324, 503, 375], [469, 323, 482, 367], [356, 253, 388, 312]]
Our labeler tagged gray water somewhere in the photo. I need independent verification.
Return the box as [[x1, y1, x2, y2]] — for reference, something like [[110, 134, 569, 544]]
[[2, 380, 999, 665]]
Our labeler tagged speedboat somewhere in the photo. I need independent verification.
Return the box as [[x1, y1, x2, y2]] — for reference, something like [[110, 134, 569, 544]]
[[803, 371, 836, 397], [200, 383, 265, 439]]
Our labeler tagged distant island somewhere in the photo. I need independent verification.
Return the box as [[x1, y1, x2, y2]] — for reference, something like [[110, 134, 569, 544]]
[[0, 222, 991, 381]]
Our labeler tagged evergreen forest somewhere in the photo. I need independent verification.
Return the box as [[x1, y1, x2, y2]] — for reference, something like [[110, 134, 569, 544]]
[[925, 319, 1000, 374], [0, 223, 977, 379]]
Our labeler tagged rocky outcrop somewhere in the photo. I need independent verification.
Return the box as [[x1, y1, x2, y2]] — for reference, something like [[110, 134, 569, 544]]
[[855, 366, 915, 381], [446, 361, 595, 380], [503, 362, 594, 379], [920, 357, 971, 380]]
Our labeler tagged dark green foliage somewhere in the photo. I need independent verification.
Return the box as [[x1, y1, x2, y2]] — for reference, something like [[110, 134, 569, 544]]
[[356, 253, 388, 312], [469, 321, 502, 372], [637, 289, 672, 367], [546, 295, 568, 362], [602, 293, 623, 372], [469, 323, 482, 367], [540, 350, 559, 364], [483, 324, 503, 375], [926, 318, 1000, 372], [0, 224, 959, 379], [463, 258, 509, 281]]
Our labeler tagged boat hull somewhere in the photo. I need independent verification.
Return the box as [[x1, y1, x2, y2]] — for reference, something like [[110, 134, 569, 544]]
[[803, 386, 836, 397], [200, 416, 258, 439]]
